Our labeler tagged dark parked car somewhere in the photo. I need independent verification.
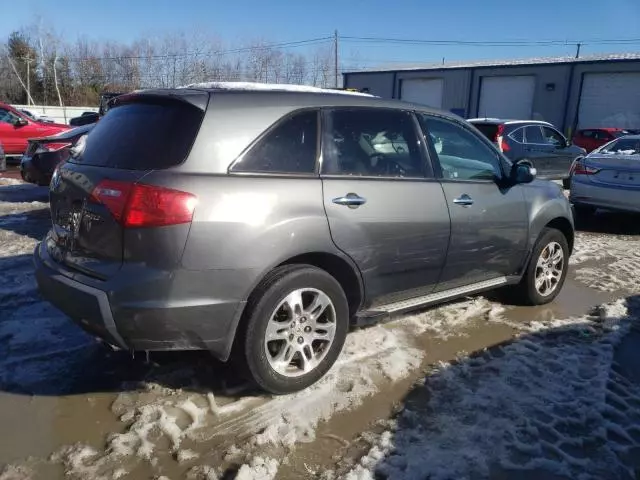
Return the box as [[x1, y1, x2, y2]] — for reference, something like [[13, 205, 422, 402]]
[[20, 124, 94, 186], [572, 128, 630, 153], [468, 119, 586, 183], [34, 85, 574, 394], [69, 111, 99, 127], [68, 92, 125, 126]]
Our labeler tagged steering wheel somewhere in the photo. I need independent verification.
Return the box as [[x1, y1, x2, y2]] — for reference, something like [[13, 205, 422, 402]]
[[369, 153, 407, 176]]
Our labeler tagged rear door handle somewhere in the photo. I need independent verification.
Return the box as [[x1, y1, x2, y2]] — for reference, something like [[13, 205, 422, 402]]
[[453, 194, 474, 206], [332, 193, 367, 208]]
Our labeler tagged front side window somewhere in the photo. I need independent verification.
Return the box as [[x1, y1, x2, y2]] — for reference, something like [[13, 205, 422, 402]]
[[420, 115, 502, 181], [542, 127, 566, 147], [322, 108, 424, 178], [525, 125, 544, 144], [232, 110, 319, 174], [0, 108, 19, 125]]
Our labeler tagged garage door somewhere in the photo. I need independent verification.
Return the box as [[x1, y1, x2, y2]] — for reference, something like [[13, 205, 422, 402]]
[[478, 76, 535, 119], [578, 72, 640, 129], [401, 78, 443, 108]]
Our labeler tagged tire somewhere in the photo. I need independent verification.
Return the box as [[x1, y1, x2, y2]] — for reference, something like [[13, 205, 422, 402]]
[[240, 264, 349, 394], [512, 227, 569, 306], [562, 177, 570, 190]]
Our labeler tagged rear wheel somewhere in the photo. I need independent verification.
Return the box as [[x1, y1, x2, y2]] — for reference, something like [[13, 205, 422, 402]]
[[512, 227, 569, 305], [241, 265, 349, 394]]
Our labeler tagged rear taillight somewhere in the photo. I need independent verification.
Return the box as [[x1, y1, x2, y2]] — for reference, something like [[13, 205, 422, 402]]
[[573, 162, 600, 175], [495, 124, 511, 152], [37, 142, 71, 153], [91, 180, 197, 228]]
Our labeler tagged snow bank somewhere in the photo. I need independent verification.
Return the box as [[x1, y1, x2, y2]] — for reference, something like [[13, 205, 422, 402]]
[[179, 81, 374, 97], [0, 178, 24, 186], [343, 297, 640, 480]]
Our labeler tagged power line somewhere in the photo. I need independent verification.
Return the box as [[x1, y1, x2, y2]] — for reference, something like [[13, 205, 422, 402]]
[[341, 35, 640, 47], [63, 37, 333, 62]]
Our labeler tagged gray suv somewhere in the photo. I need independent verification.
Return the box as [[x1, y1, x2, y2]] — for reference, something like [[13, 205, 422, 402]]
[[34, 86, 574, 394]]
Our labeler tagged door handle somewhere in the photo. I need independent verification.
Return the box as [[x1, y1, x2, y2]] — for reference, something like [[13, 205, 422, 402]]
[[332, 193, 367, 208], [453, 194, 474, 206]]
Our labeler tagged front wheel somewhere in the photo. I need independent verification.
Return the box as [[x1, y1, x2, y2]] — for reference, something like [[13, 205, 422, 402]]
[[241, 265, 349, 394], [512, 227, 569, 305]]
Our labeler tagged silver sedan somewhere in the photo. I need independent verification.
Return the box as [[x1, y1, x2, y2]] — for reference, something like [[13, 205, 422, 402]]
[[569, 135, 640, 216]]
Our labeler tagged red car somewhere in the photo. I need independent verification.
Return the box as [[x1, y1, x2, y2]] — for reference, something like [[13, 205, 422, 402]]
[[572, 128, 630, 153], [0, 102, 70, 157]]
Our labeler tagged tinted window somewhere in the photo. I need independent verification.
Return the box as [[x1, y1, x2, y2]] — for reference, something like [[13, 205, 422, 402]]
[[612, 130, 629, 138], [542, 127, 566, 147], [233, 110, 318, 174], [323, 109, 424, 178], [472, 123, 499, 142], [420, 115, 502, 181], [525, 125, 544, 144], [71, 101, 203, 170], [579, 130, 594, 138], [510, 127, 524, 143]]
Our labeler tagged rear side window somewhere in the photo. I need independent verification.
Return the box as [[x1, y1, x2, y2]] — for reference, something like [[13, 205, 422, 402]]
[[232, 110, 319, 174], [525, 125, 544, 144], [579, 130, 594, 138], [71, 101, 203, 170], [472, 123, 499, 142], [509, 128, 524, 143]]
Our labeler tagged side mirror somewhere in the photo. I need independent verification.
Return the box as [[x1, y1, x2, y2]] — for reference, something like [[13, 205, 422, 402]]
[[511, 160, 536, 184], [13, 117, 28, 127]]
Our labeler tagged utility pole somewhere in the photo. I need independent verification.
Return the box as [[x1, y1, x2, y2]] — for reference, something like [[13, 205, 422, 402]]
[[575, 43, 582, 59], [24, 55, 33, 106], [334, 30, 339, 88]]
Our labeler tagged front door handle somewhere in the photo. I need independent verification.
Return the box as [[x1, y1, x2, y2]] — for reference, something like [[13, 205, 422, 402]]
[[332, 193, 367, 208], [453, 194, 474, 206]]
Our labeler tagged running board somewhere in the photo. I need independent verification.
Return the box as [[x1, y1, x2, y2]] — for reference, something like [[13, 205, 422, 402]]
[[355, 276, 510, 326]]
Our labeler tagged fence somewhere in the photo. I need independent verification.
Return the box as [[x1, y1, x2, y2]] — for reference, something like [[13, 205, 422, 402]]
[[11, 105, 98, 125]]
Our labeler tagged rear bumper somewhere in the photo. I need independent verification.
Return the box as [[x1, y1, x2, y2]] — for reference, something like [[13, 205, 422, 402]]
[[570, 176, 640, 214], [20, 154, 57, 186], [34, 241, 248, 360]]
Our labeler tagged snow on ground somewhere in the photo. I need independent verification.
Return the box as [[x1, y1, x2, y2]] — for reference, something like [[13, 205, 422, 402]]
[[571, 233, 640, 293], [343, 298, 640, 480]]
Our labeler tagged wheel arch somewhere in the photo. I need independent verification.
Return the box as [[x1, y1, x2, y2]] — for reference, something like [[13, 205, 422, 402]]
[[545, 216, 574, 254]]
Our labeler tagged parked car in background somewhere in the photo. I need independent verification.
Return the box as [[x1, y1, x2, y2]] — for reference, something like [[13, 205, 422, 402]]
[[68, 92, 125, 126], [572, 128, 630, 153], [468, 118, 586, 183], [0, 141, 5, 172], [570, 135, 640, 216], [19, 108, 55, 124], [0, 102, 70, 161], [69, 111, 99, 127], [34, 85, 574, 394], [21, 124, 94, 186]]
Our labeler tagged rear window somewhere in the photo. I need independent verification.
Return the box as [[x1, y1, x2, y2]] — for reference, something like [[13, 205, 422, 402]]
[[71, 101, 203, 170], [472, 123, 499, 142]]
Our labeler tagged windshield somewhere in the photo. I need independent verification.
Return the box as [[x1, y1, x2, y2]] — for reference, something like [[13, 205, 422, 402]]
[[600, 137, 640, 155]]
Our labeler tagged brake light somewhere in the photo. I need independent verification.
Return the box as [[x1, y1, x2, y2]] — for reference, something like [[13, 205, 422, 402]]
[[91, 180, 197, 227], [573, 162, 600, 175], [495, 124, 511, 152]]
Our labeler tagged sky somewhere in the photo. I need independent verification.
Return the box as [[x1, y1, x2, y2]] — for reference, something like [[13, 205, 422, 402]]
[[2, 0, 640, 70]]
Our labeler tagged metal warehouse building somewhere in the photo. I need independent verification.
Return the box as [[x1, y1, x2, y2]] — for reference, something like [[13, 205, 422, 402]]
[[342, 53, 640, 135]]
